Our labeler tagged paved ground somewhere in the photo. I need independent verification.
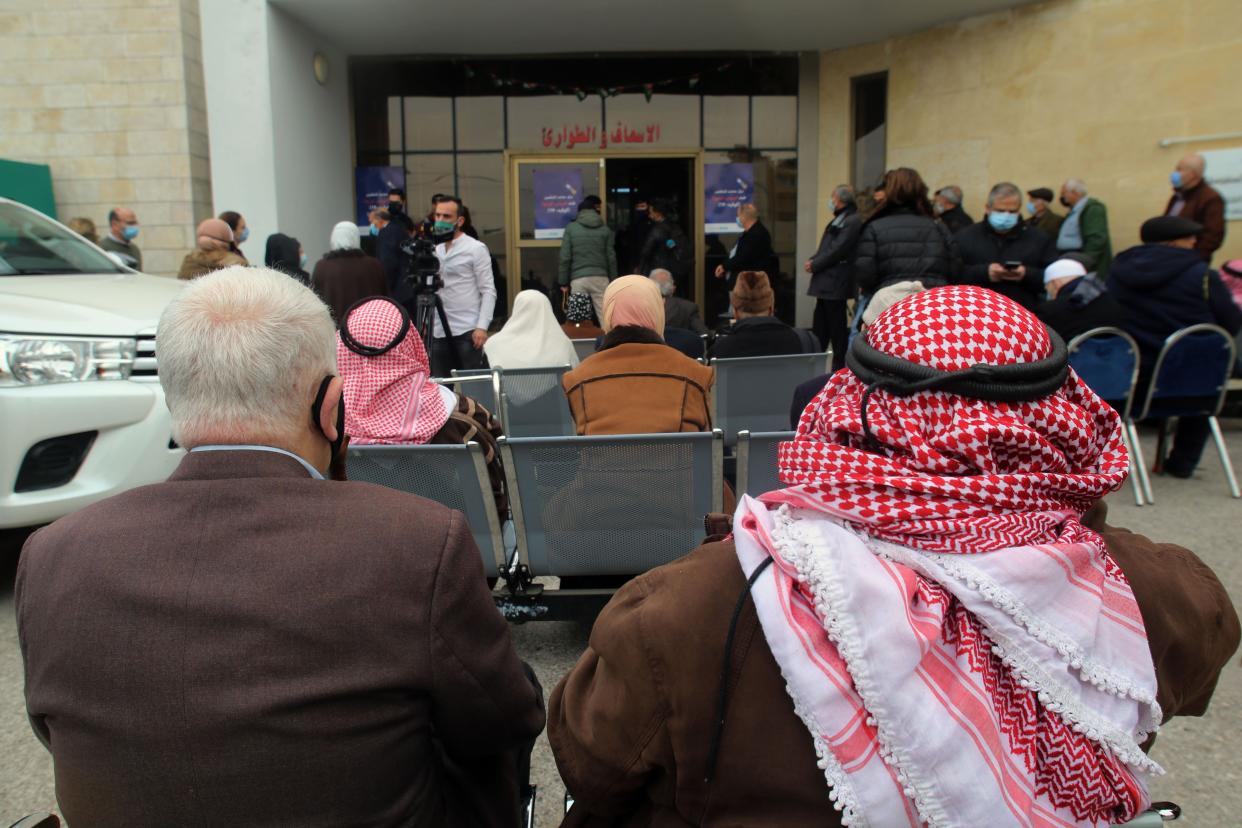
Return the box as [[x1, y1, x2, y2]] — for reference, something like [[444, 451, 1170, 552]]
[[2, 424, 1239, 826]]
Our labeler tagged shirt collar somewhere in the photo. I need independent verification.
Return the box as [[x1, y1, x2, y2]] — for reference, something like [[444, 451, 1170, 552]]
[[188, 444, 324, 479]]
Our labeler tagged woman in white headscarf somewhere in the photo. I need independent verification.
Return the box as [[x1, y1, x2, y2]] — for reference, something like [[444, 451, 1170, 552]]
[[311, 220, 386, 325], [483, 289, 580, 370]]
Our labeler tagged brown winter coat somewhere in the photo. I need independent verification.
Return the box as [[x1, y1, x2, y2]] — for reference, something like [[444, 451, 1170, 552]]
[[17, 449, 544, 827], [549, 504, 1240, 827], [562, 328, 715, 435], [1166, 180, 1227, 262], [176, 247, 247, 280], [310, 249, 388, 324]]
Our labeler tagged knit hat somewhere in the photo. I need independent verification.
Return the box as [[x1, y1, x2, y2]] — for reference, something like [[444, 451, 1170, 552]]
[[1043, 258, 1088, 284], [1140, 215, 1202, 243], [861, 280, 925, 327], [731, 270, 775, 314]]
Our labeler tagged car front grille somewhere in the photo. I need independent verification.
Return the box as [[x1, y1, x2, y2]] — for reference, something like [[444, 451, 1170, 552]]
[[133, 335, 158, 379]]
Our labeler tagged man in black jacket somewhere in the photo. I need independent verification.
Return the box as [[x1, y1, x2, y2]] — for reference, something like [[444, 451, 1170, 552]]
[[1108, 215, 1242, 478], [712, 271, 813, 360], [806, 184, 861, 371], [955, 182, 1056, 310], [377, 188, 414, 299], [1035, 258, 1125, 341], [933, 185, 974, 235], [715, 203, 776, 291]]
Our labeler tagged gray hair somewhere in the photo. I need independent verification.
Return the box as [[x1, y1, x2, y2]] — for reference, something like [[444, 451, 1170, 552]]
[[157, 266, 337, 447], [986, 182, 1023, 207], [936, 185, 963, 205], [648, 268, 675, 296], [1064, 178, 1089, 196], [833, 184, 856, 206]]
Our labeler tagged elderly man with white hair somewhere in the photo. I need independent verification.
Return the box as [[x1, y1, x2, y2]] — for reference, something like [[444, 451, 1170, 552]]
[[16, 266, 545, 826], [1056, 177, 1114, 279], [650, 267, 707, 333], [1035, 256, 1126, 341], [1166, 152, 1226, 262]]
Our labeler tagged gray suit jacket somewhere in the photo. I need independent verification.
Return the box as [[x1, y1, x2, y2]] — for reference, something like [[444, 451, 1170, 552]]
[[17, 449, 544, 827], [663, 295, 707, 334]]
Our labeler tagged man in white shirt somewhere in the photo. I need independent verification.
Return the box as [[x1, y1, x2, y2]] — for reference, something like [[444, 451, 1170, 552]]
[[431, 195, 497, 375]]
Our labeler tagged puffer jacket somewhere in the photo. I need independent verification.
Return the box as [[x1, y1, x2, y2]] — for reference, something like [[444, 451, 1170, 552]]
[[854, 206, 961, 294], [1107, 243, 1242, 365], [559, 209, 618, 285]]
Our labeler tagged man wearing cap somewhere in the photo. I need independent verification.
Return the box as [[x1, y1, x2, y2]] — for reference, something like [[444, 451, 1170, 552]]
[[1108, 215, 1242, 477], [711, 270, 813, 359], [1165, 153, 1226, 263], [1035, 258, 1125, 341], [1026, 187, 1064, 237]]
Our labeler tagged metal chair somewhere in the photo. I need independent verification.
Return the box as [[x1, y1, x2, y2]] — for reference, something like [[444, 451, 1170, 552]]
[[496, 365, 575, 438], [1067, 327, 1148, 506], [1114, 802, 1181, 826], [345, 442, 506, 577], [8, 816, 59, 828], [1134, 324, 1239, 499], [500, 430, 723, 582], [445, 367, 503, 419], [570, 338, 596, 362], [736, 430, 794, 496], [710, 352, 828, 448]]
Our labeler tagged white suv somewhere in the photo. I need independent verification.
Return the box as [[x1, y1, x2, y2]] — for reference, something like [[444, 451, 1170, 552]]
[[0, 198, 185, 529]]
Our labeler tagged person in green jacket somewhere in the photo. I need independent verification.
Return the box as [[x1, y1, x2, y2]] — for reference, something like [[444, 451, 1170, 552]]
[[558, 196, 617, 322], [1056, 178, 1113, 279]]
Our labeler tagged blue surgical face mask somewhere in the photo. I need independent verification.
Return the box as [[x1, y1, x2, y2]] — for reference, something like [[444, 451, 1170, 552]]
[[1170, 171, 1183, 189], [369, 223, 379, 236], [1026, 201, 1038, 215], [299, 253, 307, 269], [237, 227, 250, 243], [122, 224, 140, 241], [735, 217, 744, 229], [987, 211, 1019, 233]]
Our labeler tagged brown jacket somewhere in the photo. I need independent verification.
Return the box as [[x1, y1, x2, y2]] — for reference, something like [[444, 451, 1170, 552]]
[[562, 336, 715, 435], [17, 449, 544, 827], [549, 506, 1239, 826], [1166, 180, 1227, 262], [311, 249, 388, 324], [177, 247, 247, 280]]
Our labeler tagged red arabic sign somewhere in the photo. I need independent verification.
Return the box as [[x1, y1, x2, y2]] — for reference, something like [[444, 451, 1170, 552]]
[[541, 122, 664, 150]]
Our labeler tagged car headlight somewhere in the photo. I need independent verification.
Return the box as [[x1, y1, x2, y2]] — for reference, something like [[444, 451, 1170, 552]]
[[0, 335, 137, 386]]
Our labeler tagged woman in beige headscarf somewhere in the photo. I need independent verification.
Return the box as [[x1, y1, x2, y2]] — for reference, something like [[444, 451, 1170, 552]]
[[178, 218, 247, 280], [561, 274, 714, 435]]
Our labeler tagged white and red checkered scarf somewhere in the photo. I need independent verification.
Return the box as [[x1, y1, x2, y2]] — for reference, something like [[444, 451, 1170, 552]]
[[734, 286, 1161, 827], [337, 299, 457, 445]]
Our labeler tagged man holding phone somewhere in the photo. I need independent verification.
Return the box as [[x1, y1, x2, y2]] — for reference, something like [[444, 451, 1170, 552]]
[[953, 181, 1056, 310]]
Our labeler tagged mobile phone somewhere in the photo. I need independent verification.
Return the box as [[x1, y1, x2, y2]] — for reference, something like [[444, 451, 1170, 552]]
[[1003, 260, 1022, 271]]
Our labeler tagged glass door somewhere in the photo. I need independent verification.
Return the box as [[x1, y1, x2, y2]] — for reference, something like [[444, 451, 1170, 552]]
[[506, 155, 605, 308]]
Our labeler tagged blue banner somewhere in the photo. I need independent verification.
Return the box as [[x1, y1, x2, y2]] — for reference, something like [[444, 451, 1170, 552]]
[[533, 168, 584, 239], [704, 162, 754, 234], [355, 166, 406, 226]]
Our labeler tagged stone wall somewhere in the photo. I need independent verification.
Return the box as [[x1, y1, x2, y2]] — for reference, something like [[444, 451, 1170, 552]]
[[0, 0, 212, 276], [817, 0, 1242, 263]]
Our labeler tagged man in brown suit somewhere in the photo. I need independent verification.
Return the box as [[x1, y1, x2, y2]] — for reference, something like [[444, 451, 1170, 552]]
[[1166, 152, 1227, 262], [17, 266, 544, 827]]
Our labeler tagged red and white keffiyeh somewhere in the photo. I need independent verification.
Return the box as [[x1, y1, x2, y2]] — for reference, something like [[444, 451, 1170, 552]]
[[736, 286, 1161, 827], [337, 299, 457, 445]]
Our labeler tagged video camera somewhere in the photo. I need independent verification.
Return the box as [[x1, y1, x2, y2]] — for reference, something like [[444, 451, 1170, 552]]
[[399, 218, 444, 294]]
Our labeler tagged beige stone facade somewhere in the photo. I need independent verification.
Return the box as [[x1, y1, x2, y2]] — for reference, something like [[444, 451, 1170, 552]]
[[0, 0, 211, 276], [817, 0, 1242, 264]]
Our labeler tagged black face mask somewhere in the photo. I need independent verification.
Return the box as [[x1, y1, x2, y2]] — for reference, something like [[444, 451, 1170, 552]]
[[1059, 196, 1072, 208], [388, 201, 404, 215], [311, 375, 346, 463]]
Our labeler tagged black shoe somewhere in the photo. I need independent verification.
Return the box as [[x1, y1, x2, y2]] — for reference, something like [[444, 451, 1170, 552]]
[[1161, 461, 1195, 479]]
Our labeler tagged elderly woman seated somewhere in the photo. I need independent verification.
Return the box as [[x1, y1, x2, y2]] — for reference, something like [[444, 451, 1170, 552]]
[[561, 274, 715, 435], [549, 285, 1239, 827], [336, 297, 506, 514]]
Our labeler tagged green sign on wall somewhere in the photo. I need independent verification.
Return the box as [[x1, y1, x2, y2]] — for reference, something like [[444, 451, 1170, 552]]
[[0, 158, 56, 219]]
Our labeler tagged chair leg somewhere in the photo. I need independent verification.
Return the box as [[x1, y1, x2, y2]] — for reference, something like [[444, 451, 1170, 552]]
[[1208, 416, 1241, 499], [1119, 427, 1144, 507], [1127, 421, 1154, 505]]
